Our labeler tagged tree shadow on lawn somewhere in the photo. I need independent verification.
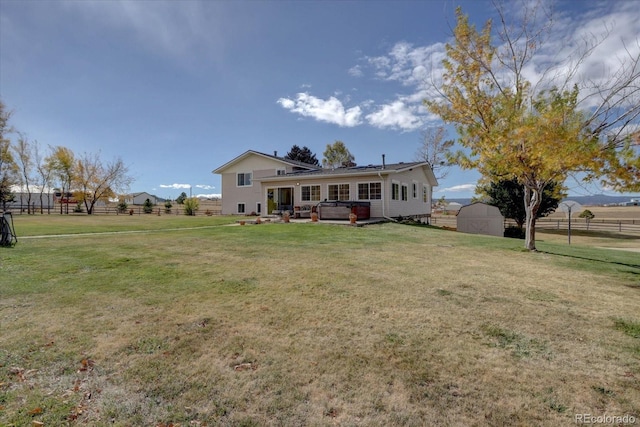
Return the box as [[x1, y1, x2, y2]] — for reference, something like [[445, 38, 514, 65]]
[[539, 228, 640, 240], [536, 244, 640, 286]]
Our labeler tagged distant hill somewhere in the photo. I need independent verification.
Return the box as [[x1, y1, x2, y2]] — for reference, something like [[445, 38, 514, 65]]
[[561, 194, 640, 206], [445, 194, 639, 207]]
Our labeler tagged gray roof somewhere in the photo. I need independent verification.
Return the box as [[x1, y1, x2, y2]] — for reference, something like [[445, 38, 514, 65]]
[[257, 161, 430, 180]]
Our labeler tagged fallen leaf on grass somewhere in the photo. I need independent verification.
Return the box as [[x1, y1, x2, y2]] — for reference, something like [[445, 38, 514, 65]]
[[79, 358, 95, 372], [28, 407, 43, 415], [233, 362, 257, 371]]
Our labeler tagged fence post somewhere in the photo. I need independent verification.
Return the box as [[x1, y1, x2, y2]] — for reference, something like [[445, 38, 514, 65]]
[[619, 221, 622, 232]]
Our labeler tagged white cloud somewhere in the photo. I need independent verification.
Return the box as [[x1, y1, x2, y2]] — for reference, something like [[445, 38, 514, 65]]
[[436, 183, 477, 193], [366, 101, 425, 131], [195, 184, 216, 190], [348, 65, 363, 77], [366, 41, 446, 87], [160, 183, 192, 189], [277, 93, 363, 127], [278, 98, 295, 109]]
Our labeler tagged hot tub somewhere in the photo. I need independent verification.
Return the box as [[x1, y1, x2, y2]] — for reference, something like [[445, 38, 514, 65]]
[[317, 201, 370, 220]]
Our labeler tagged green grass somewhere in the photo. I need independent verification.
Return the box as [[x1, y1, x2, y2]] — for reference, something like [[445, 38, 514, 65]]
[[1, 216, 639, 426], [10, 212, 237, 237]]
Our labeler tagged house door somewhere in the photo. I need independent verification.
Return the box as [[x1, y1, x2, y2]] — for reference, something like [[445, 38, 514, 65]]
[[267, 187, 294, 214]]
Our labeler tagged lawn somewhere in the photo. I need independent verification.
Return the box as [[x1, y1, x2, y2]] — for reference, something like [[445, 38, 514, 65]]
[[1, 216, 639, 426]]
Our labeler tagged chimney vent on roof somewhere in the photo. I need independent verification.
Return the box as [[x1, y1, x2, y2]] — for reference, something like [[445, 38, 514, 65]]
[[274, 151, 278, 157], [382, 154, 386, 170]]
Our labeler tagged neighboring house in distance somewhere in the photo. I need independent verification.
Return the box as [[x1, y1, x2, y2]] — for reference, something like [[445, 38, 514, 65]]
[[126, 192, 159, 206], [213, 150, 438, 219]]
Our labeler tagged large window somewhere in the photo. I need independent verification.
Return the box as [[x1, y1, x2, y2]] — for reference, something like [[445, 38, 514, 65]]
[[301, 185, 321, 202], [412, 183, 418, 199], [392, 183, 399, 200], [358, 182, 382, 200], [237, 203, 246, 214], [328, 184, 350, 200], [401, 184, 408, 201], [423, 185, 429, 203], [237, 172, 252, 187]]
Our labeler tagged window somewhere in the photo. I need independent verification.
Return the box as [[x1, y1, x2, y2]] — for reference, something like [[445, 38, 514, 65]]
[[412, 183, 418, 199], [237, 172, 252, 187], [301, 185, 321, 201], [358, 182, 381, 200], [276, 169, 286, 176], [423, 185, 429, 203], [257, 202, 262, 214], [401, 184, 408, 201], [328, 184, 349, 201], [358, 183, 369, 200], [370, 182, 381, 199], [237, 203, 245, 214], [392, 183, 399, 200]]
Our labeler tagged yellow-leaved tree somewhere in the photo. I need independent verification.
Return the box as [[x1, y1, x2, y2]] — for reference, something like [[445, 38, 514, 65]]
[[427, 5, 640, 251]]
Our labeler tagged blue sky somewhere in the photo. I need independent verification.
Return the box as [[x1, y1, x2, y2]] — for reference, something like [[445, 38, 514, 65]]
[[1, 0, 638, 200]]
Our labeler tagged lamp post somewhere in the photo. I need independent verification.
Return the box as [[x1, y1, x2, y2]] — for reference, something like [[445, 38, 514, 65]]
[[558, 201, 582, 245]]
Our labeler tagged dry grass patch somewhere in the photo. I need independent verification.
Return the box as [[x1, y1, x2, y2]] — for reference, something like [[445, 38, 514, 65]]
[[1, 221, 639, 425]]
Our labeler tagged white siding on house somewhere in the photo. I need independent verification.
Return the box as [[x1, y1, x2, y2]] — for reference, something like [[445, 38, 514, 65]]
[[218, 155, 299, 215], [127, 192, 158, 205], [215, 151, 437, 218], [384, 167, 432, 218]]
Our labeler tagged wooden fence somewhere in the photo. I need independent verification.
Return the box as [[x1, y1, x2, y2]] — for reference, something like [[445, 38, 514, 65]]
[[5, 204, 222, 216], [534, 218, 640, 234], [430, 214, 640, 235]]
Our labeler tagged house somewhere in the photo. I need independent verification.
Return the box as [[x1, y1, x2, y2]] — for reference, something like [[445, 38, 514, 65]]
[[126, 192, 159, 206], [6, 185, 55, 211], [213, 150, 438, 220], [444, 202, 463, 213], [456, 202, 504, 237]]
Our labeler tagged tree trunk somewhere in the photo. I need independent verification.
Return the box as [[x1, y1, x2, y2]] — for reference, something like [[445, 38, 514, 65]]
[[524, 186, 542, 251]]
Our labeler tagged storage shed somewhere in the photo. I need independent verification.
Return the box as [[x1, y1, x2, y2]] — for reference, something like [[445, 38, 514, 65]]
[[456, 202, 504, 237]]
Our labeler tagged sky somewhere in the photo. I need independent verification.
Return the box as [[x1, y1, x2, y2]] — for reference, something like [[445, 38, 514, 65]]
[[1, 0, 639, 201]]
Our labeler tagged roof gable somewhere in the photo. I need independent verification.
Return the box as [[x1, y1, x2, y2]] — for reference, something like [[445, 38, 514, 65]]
[[213, 150, 319, 174]]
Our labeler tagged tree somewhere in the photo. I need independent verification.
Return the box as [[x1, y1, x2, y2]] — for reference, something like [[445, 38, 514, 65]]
[[117, 200, 128, 213], [0, 101, 18, 211], [477, 178, 562, 228], [143, 198, 154, 214], [33, 140, 53, 214], [176, 192, 187, 204], [183, 197, 199, 216], [284, 145, 320, 166], [46, 146, 75, 214], [579, 209, 595, 230], [415, 126, 454, 180], [74, 152, 133, 214], [322, 141, 355, 169], [426, 4, 640, 250], [13, 133, 35, 214]]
